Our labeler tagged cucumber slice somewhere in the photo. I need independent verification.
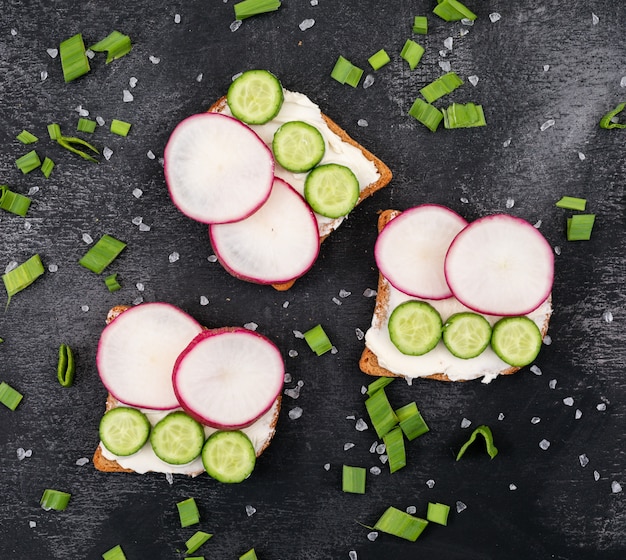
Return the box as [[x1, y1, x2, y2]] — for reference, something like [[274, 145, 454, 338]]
[[201, 430, 256, 483], [442, 312, 492, 359], [227, 69, 284, 125], [272, 121, 325, 173], [150, 411, 205, 465], [388, 300, 443, 356], [491, 316, 542, 367], [304, 163, 360, 218], [99, 407, 151, 456]]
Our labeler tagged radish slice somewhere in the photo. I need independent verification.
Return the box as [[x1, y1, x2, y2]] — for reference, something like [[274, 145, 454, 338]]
[[374, 204, 468, 299], [444, 214, 554, 316], [173, 328, 284, 429], [209, 177, 320, 285], [96, 303, 203, 410], [164, 113, 274, 224]]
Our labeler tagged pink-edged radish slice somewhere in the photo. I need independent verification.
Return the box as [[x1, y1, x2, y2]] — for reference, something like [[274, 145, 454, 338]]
[[444, 214, 554, 316], [374, 204, 468, 299], [96, 303, 204, 409], [173, 328, 284, 429], [164, 112, 274, 224], [209, 177, 320, 285]]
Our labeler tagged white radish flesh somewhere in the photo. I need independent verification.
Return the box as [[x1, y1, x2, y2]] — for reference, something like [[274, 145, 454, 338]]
[[173, 328, 284, 429], [96, 303, 203, 410], [444, 214, 554, 316], [209, 177, 320, 285], [164, 113, 274, 224], [374, 204, 468, 299]]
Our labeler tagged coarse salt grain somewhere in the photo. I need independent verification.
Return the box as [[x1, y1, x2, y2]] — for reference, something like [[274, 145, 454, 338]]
[[355, 418, 368, 431], [554, 246, 561, 255], [132, 188, 143, 199], [363, 288, 377, 298], [361, 386, 367, 395], [596, 403, 606, 411], [355, 328, 364, 341], [543, 64, 550, 71], [369, 441, 378, 453], [165, 472, 173, 484], [284, 373, 292, 383], [129, 77, 138, 88], [370, 466, 381, 475], [132, 296, 144, 306], [426, 479, 435, 488], [299, 18, 315, 31], [509, 484, 517, 490], [611, 481, 622, 494], [29, 521, 36, 528], [246, 505, 257, 516], [531, 417, 541, 424], [539, 439, 550, 450], [76, 457, 89, 466], [489, 12, 501, 23], [357, 119, 368, 127], [594, 470, 600, 481], [349, 551, 357, 560], [5, 261, 18, 274], [282, 301, 289, 308], [10, 28, 17, 36], [47, 48, 58, 58], [311, 0, 318, 5], [540, 119, 555, 131], [196, 73, 203, 82], [284, 384, 302, 399], [28, 187, 39, 196], [103, 147, 113, 160], [149, 55, 161, 64], [244, 322, 258, 331], [379, 454, 388, 464], [332, 297, 342, 306], [48, 264, 58, 273], [461, 18, 474, 26], [344, 442, 355, 451], [123, 89, 134, 102], [147, 150, 156, 159], [82, 233, 93, 244], [174, 13, 181, 24], [230, 20, 242, 32], [17, 448, 32, 460], [620, 76, 626, 88], [456, 501, 467, 513], [579, 454, 589, 467], [96, 116, 105, 126], [543, 335, 552, 345], [406, 505, 417, 514], [505, 198, 515, 209], [339, 288, 352, 298], [288, 349, 298, 358], [549, 379, 557, 389], [86, 49, 95, 59], [376, 443, 386, 454], [444, 37, 454, 50], [132, 216, 143, 225], [168, 251, 180, 263], [460, 197, 469, 204], [602, 310, 613, 323], [367, 532, 378, 541], [139, 224, 150, 234], [498, 412, 505, 421], [468, 75, 479, 86], [592, 13, 599, 25], [293, 330, 304, 339], [575, 409, 583, 419], [289, 406, 303, 420], [578, 152, 586, 161], [461, 418, 472, 428], [200, 296, 209, 306], [40, 71, 48, 82], [331, 346, 338, 355], [324, 463, 330, 471], [81, 305, 89, 312], [563, 397, 574, 406], [136, 282, 144, 292], [363, 74, 375, 89], [459, 28, 469, 37], [207, 254, 218, 262], [503, 138, 512, 147], [438, 60, 451, 72]]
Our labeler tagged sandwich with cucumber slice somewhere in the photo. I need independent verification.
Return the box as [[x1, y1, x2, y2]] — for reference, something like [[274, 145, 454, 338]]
[[93, 303, 285, 481], [360, 205, 554, 383], [164, 69, 392, 291]]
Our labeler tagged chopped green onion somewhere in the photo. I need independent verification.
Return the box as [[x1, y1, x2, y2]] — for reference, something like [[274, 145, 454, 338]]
[[409, 98, 444, 132], [16, 150, 42, 174], [442, 102, 487, 128], [413, 16, 428, 34], [0, 185, 31, 217], [40, 489, 71, 511], [239, 549, 258, 560], [185, 558, 205, 560], [366, 376, 394, 396], [2, 254, 45, 305], [373, 506, 429, 541], [303, 324, 333, 356], [185, 531, 212, 554], [395, 402, 429, 441], [90, 31, 132, 63], [556, 196, 587, 211], [331, 55, 363, 87], [79, 234, 127, 274], [57, 344, 75, 388], [234, 0, 282, 20], [47, 123, 62, 140], [342, 465, 366, 494], [177, 497, 200, 527], [420, 72, 464, 103], [368, 49, 391, 71], [433, 0, 477, 22], [104, 273, 122, 292], [102, 544, 127, 560], [426, 502, 450, 526], [599, 102, 626, 129], [16, 130, 38, 144], [365, 387, 398, 438], [110, 119, 132, 137], [57, 135, 99, 162], [456, 424, 499, 461], [0, 381, 23, 410], [567, 214, 596, 241], [41, 157, 55, 179], [59, 33, 90, 82], [77, 118, 97, 133], [382, 426, 406, 473], [400, 39, 425, 70]]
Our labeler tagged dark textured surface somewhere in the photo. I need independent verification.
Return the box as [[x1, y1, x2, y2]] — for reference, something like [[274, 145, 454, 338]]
[[1, 2, 624, 559]]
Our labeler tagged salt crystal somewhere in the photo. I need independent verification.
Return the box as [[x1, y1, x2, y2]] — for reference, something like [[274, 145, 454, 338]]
[[76, 457, 89, 466], [96, 116, 105, 126], [406, 505, 417, 514], [554, 246, 561, 255], [48, 264, 58, 273], [168, 251, 180, 263], [282, 301, 289, 308], [129, 77, 138, 88], [288, 349, 298, 357], [344, 442, 355, 451], [563, 397, 574, 407], [376, 443, 386, 454], [346, 414, 355, 420], [81, 305, 90, 312], [207, 254, 218, 262], [28, 186, 39, 196], [596, 403, 606, 411], [232, 72, 243, 81], [459, 28, 469, 37], [460, 197, 469, 204], [426, 479, 435, 488], [575, 409, 582, 419], [528, 365, 542, 376], [132, 188, 143, 199], [370, 466, 381, 475], [147, 150, 156, 160], [363, 74, 375, 89], [534, 220, 542, 228], [284, 373, 292, 383], [489, 12, 501, 23], [10, 28, 17, 36], [361, 386, 367, 395], [293, 330, 304, 339], [367, 532, 378, 541], [103, 147, 113, 160], [16, 448, 29, 460], [139, 222, 151, 232], [324, 463, 330, 471], [611, 481, 622, 494], [549, 379, 557, 389], [244, 322, 258, 331], [543, 335, 552, 345], [498, 412, 505, 421], [123, 89, 134, 102], [363, 288, 377, 297], [505, 198, 515, 209], [230, 20, 242, 32], [135, 282, 144, 292], [456, 501, 467, 513], [355, 328, 364, 341], [149, 55, 161, 64], [5, 261, 18, 273], [82, 233, 93, 244], [132, 296, 144, 306], [369, 441, 378, 453], [461, 18, 474, 26], [200, 296, 209, 306], [578, 152, 586, 161], [23, 221, 32, 231], [602, 310, 613, 323], [174, 13, 181, 24], [332, 297, 342, 306], [331, 346, 339, 354], [540, 119, 555, 131], [509, 483, 517, 490], [594, 470, 600, 481], [310, 0, 318, 5], [379, 454, 388, 464], [132, 216, 143, 225], [47, 48, 58, 58], [284, 384, 301, 399], [531, 417, 541, 424], [29, 521, 36, 528], [355, 418, 368, 431], [245, 505, 257, 516], [539, 439, 550, 450], [439, 49, 448, 58], [592, 13, 599, 25], [165, 472, 174, 484], [75, 104, 89, 116], [86, 49, 95, 59], [40, 71, 48, 81], [579, 454, 589, 467], [288, 406, 303, 419], [348, 551, 357, 560], [468, 75, 479, 86], [357, 119, 368, 127], [299, 18, 315, 31], [438, 60, 451, 72], [461, 418, 472, 428], [543, 64, 550, 72], [339, 288, 352, 298], [503, 138, 512, 147]]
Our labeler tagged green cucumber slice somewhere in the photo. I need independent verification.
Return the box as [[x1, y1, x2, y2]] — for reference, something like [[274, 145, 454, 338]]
[[150, 411, 205, 465], [304, 163, 360, 218], [491, 316, 542, 367], [227, 69, 284, 125], [388, 300, 442, 356], [99, 407, 151, 456], [442, 312, 492, 359], [202, 430, 256, 483], [272, 121, 325, 173]]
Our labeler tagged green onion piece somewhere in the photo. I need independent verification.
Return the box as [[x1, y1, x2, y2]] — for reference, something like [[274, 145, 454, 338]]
[[102, 544, 127, 560], [110, 119, 132, 137], [400, 39, 425, 70], [442, 102, 487, 129], [57, 344, 75, 388], [47, 123, 62, 140], [368, 49, 391, 71], [0, 185, 31, 217], [185, 531, 213, 554], [41, 157, 55, 179], [79, 234, 127, 274], [77, 118, 97, 133], [303, 324, 333, 356], [59, 33, 90, 82], [427, 502, 450, 526], [365, 388, 398, 438], [89, 31, 132, 64], [104, 273, 122, 292], [185, 558, 205, 560], [433, 0, 477, 22], [234, 0, 282, 20], [409, 98, 444, 132], [383, 426, 406, 473], [0, 381, 23, 410], [599, 102, 626, 129], [420, 71, 464, 103], [40, 489, 71, 511], [413, 16, 428, 34], [567, 214, 596, 241], [395, 402, 429, 441], [456, 424, 499, 461], [331, 55, 363, 87], [15, 150, 42, 174], [345, 65, 364, 88], [366, 376, 394, 396], [177, 497, 200, 527], [0, 338, 4, 343], [57, 136, 99, 163], [2, 254, 45, 305], [555, 196, 587, 211], [373, 506, 429, 541], [342, 465, 366, 494], [239, 549, 258, 560], [16, 130, 38, 144]]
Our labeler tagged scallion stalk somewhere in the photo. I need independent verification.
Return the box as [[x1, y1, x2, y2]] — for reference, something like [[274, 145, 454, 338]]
[[57, 344, 75, 388], [303, 324, 333, 356], [420, 72, 464, 103], [366, 376, 394, 396], [400, 39, 425, 70], [331, 55, 363, 87], [342, 465, 366, 494], [409, 98, 443, 132], [104, 273, 122, 292], [234, 0, 282, 20], [555, 196, 587, 211], [40, 489, 71, 511], [373, 506, 429, 541], [79, 234, 127, 274], [102, 544, 127, 560], [177, 497, 200, 527], [41, 157, 55, 179], [442, 102, 486, 128], [426, 502, 450, 525], [599, 102, 626, 129], [383, 426, 406, 473], [567, 214, 595, 241], [395, 402, 429, 441], [239, 549, 258, 560], [0, 381, 23, 410], [77, 118, 97, 133], [16, 130, 38, 144], [90, 31, 132, 63], [365, 388, 398, 438], [110, 119, 132, 137], [413, 16, 428, 34], [15, 150, 42, 174], [59, 33, 91, 82], [185, 531, 212, 555], [0, 185, 32, 217], [433, 0, 477, 22], [456, 424, 499, 460], [368, 49, 391, 71], [57, 136, 99, 163], [2, 254, 45, 306], [47, 123, 62, 140]]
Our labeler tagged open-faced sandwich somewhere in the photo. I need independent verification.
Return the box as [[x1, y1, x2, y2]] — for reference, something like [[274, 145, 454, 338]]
[[93, 302, 284, 481], [164, 69, 392, 290], [360, 205, 554, 383]]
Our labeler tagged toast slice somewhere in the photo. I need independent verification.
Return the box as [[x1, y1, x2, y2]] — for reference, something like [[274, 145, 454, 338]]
[[359, 210, 552, 383], [209, 91, 392, 291]]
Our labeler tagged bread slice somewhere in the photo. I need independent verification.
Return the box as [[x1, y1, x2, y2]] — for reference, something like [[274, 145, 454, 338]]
[[93, 305, 281, 475], [208, 93, 392, 291], [359, 210, 552, 382]]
